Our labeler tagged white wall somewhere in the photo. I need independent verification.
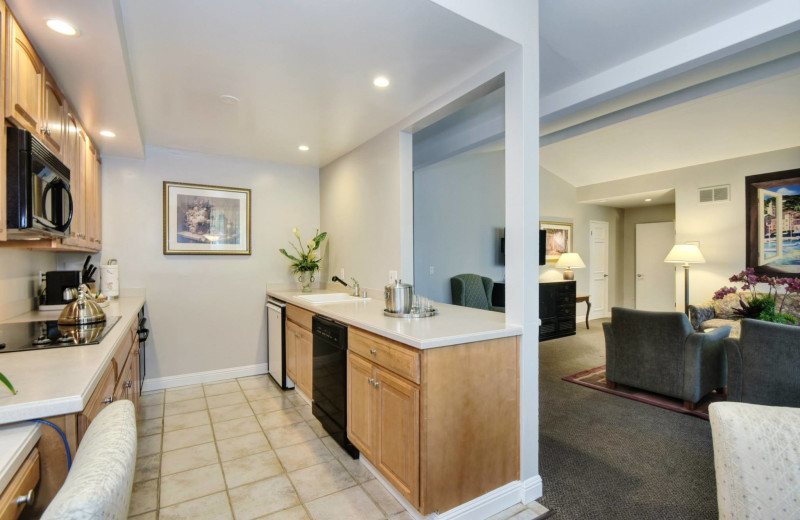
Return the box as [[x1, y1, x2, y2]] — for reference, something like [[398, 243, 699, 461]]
[[319, 130, 410, 289], [323, 0, 542, 500], [621, 204, 675, 308], [413, 149, 505, 303], [0, 250, 56, 321], [539, 168, 623, 311], [81, 147, 319, 382], [577, 145, 800, 309]]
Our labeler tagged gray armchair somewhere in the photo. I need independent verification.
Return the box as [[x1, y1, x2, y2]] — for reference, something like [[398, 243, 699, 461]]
[[450, 274, 504, 312], [724, 318, 800, 406], [603, 307, 731, 409]]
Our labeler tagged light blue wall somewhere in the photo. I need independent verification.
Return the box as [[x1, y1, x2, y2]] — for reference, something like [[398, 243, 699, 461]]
[[413, 149, 505, 304]]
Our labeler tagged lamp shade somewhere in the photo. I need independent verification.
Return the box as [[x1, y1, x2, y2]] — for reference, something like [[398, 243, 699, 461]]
[[664, 244, 705, 264], [555, 252, 586, 269]]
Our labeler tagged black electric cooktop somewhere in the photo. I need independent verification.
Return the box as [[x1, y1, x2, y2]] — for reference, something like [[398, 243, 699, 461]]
[[0, 315, 121, 353]]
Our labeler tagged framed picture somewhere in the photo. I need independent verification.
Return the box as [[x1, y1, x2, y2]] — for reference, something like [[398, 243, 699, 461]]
[[540, 221, 572, 262], [746, 169, 800, 276], [163, 182, 251, 255]]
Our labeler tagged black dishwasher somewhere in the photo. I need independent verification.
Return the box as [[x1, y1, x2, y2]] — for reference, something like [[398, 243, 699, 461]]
[[311, 315, 359, 459]]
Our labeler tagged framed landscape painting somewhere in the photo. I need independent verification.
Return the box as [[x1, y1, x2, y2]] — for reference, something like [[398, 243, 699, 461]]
[[163, 182, 251, 255], [540, 221, 572, 262], [746, 169, 800, 276]]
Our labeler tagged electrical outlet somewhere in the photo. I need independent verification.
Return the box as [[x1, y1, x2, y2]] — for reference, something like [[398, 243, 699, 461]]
[[340, 268, 345, 279], [429, 266, 435, 275], [389, 270, 398, 282]]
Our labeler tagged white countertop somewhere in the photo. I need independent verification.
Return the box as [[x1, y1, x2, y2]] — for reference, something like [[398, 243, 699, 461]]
[[267, 288, 521, 349], [0, 423, 40, 492], [0, 295, 146, 424]]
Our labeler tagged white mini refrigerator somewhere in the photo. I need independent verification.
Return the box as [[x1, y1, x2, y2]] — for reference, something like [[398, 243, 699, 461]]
[[267, 299, 294, 390]]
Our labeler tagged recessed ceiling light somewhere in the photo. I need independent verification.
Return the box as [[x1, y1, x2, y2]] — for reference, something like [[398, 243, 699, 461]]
[[99, 130, 116, 138], [373, 76, 390, 88], [219, 94, 239, 105], [46, 19, 79, 36], [644, 198, 653, 202], [298, 145, 310, 152]]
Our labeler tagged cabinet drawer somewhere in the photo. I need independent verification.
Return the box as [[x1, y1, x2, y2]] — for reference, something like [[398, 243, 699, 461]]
[[286, 304, 313, 331], [0, 448, 40, 520], [349, 328, 420, 384]]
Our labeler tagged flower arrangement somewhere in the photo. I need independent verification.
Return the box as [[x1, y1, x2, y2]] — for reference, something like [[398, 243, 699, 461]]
[[279, 228, 327, 274], [714, 268, 800, 325]]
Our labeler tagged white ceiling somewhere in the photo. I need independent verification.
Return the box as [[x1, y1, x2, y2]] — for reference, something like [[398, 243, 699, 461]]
[[7, 0, 144, 158], [540, 70, 800, 187], [582, 188, 675, 209], [9, 0, 517, 167], [118, 0, 516, 167], [539, 0, 771, 97]]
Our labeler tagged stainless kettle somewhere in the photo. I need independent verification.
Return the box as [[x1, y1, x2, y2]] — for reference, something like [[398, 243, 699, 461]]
[[385, 280, 413, 314], [58, 285, 106, 326]]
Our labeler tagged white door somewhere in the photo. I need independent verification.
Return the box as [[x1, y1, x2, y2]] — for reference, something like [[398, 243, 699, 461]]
[[589, 221, 610, 319], [635, 222, 676, 311]]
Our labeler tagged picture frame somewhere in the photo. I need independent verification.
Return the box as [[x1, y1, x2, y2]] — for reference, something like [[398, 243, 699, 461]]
[[540, 221, 572, 262], [746, 169, 800, 276], [163, 181, 251, 255]]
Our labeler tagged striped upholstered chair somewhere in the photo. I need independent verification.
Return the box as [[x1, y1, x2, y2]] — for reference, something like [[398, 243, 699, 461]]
[[450, 274, 504, 312]]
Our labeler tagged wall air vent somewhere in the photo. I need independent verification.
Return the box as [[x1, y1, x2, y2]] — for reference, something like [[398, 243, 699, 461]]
[[698, 184, 730, 204]]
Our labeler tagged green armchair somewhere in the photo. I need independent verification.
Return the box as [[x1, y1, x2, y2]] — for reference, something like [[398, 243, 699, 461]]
[[450, 274, 504, 312]]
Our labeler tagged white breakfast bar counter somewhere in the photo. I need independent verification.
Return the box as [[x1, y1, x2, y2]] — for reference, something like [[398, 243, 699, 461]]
[[266, 288, 522, 348]]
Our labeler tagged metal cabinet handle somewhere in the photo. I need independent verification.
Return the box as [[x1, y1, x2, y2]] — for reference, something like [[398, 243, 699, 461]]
[[370, 349, 377, 355], [16, 489, 34, 506], [125, 381, 132, 389], [103, 396, 113, 404], [295, 333, 300, 338], [368, 378, 375, 384], [373, 381, 380, 388]]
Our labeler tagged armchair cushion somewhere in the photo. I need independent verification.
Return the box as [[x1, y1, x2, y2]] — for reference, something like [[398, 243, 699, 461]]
[[709, 402, 800, 520], [451, 274, 496, 311]]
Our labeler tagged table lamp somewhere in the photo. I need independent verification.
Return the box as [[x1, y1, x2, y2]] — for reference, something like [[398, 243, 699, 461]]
[[555, 252, 585, 280], [664, 244, 705, 316]]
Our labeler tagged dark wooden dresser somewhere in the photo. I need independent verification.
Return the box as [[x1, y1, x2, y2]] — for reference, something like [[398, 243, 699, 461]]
[[539, 281, 576, 341]]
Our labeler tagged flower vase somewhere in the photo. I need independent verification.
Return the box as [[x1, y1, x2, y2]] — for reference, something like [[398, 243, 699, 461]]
[[298, 271, 315, 293]]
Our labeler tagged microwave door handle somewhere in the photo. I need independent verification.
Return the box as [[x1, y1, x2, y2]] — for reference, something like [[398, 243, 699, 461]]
[[55, 180, 73, 232]]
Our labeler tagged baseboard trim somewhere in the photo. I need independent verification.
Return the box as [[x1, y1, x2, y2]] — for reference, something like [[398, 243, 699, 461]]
[[142, 363, 268, 392], [360, 457, 541, 519], [521, 475, 543, 504]]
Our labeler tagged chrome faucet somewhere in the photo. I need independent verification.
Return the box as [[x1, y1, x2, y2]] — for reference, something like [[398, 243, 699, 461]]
[[331, 276, 360, 297]]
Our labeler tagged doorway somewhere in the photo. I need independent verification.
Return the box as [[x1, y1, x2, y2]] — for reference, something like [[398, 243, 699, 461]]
[[589, 221, 609, 319], [635, 221, 676, 311]]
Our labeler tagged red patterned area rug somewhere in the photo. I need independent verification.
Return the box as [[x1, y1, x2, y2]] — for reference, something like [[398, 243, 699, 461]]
[[562, 365, 727, 420]]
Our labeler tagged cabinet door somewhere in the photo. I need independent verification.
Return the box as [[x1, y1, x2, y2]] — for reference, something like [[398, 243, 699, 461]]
[[42, 70, 65, 157], [376, 367, 420, 506], [5, 13, 43, 134], [285, 321, 298, 383], [296, 325, 313, 397], [85, 143, 100, 250], [78, 363, 115, 443], [114, 351, 135, 404], [61, 111, 83, 246], [347, 353, 377, 461], [131, 340, 141, 411]]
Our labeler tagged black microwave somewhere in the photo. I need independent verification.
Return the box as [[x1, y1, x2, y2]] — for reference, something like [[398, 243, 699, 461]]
[[6, 127, 73, 238]]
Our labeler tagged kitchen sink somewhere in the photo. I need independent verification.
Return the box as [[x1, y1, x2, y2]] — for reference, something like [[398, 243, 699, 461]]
[[295, 293, 371, 304]]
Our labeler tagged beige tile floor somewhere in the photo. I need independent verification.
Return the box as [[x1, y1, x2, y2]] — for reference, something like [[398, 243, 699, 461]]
[[129, 375, 549, 520]]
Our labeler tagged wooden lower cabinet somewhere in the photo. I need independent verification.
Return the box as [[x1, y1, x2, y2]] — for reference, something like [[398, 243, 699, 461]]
[[285, 309, 313, 397], [78, 363, 115, 443], [347, 327, 520, 515], [0, 448, 39, 520]]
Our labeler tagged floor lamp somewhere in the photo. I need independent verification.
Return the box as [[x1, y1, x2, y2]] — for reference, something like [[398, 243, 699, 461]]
[[664, 244, 706, 316]]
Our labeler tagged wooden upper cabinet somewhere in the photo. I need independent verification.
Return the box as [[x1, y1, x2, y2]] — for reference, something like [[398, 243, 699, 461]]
[[5, 11, 43, 135], [42, 69, 66, 157], [61, 111, 82, 247]]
